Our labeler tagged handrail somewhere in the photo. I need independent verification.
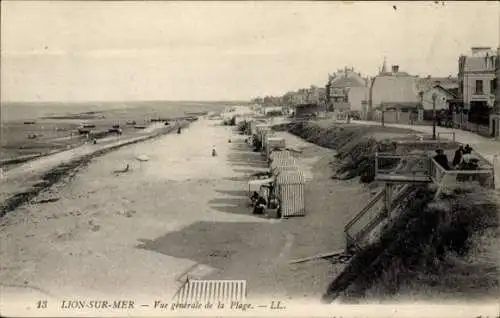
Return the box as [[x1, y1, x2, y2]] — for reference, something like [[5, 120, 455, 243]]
[[430, 158, 493, 176], [375, 153, 430, 159], [390, 184, 411, 209], [345, 184, 411, 250], [344, 190, 384, 231], [375, 152, 431, 176], [437, 131, 456, 142]]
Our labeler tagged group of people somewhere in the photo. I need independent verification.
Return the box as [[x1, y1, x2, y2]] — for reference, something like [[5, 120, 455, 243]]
[[433, 144, 478, 171], [250, 186, 280, 215]]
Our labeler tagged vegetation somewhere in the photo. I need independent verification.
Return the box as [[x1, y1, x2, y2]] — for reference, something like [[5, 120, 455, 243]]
[[324, 185, 499, 302]]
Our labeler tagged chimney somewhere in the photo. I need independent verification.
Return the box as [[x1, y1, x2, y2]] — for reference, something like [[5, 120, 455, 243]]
[[392, 65, 399, 73]]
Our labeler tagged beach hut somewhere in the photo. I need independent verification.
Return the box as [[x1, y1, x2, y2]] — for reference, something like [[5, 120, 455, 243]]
[[270, 155, 298, 175], [250, 121, 258, 135], [260, 128, 273, 152], [269, 150, 294, 166], [271, 161, 299, 175], [266, 137, 286, 159], [275, 170, 306, 217], [270, 150, 293, 161], [255, 124, 270, 139]]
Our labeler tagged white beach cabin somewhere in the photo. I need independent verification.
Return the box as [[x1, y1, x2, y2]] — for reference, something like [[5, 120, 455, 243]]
[[275, 170, 306, 218], [265, 137, 286, 159]]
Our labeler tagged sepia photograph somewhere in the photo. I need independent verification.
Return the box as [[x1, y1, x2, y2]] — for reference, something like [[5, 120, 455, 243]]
[[0, 1, 499, 317]]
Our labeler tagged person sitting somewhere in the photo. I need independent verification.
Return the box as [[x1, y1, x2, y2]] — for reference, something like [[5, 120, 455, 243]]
[[268, 196, 279, 209], [457, 154, 479, 181], [452, 145, 464, 168], [433, 149, 451, 170], [253, 196, 267, 215], [463, 144, 472, 154], [250, 191, 259, 204]]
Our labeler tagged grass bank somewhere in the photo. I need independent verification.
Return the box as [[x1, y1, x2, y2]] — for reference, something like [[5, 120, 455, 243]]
[[324, 185, 498, 302]]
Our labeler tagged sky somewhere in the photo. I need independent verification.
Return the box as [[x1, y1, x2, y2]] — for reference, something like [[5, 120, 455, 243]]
[[1, 1, 499, 102]]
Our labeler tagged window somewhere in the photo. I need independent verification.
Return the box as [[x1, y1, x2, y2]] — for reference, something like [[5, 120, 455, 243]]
[[491, 79, 497, 94], [475, 80, 484, 94]]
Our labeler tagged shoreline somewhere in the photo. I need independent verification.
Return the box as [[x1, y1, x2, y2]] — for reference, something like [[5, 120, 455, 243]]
[[0, 119, 194, 217], [0, 111, 367, 304]]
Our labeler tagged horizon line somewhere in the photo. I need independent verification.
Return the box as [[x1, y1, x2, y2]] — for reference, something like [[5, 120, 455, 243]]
[[1, 99, 253, 105]]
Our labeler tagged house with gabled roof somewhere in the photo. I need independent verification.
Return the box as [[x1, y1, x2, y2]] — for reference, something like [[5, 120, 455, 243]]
[[326, 67, 368, 113], [368, 62, 423, 123], [421, 84, 458, 111]]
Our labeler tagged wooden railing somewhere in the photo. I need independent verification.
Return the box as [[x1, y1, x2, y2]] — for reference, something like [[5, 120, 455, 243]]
[[437, 131, 456, 142], [344, 190, 384, 250], [429, 158, 494, 197], [375, 152, 431, 178], [345, 152, 496, 253]]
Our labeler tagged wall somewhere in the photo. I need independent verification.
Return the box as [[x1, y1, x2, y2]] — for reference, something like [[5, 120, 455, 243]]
[[422, 88, 450, 110], [295, 105, 320, 118], [371, 75, 420, 109], [348, 86, 368, 111], [463, 73, 496, 108]]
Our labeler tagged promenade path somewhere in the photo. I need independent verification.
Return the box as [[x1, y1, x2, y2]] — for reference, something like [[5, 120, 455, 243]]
[[352, 120, 500, 164]]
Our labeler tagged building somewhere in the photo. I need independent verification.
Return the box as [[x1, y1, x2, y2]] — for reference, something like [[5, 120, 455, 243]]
[[491, 47, 500, 138], [457, 46, 497, 132], [291, 88, 309, 106], [326, 67, 368, 113], [368, 61, 422, 123], [420, 85, 458, 111], [417, 76, 459, 92], [294, 103, 321, 119], [306, 86, 327, 110]]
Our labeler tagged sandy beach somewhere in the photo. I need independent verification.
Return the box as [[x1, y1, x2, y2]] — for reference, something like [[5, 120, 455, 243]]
[[0, 107, 373, 315]]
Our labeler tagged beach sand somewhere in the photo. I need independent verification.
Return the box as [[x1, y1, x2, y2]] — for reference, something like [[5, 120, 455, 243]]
[[0, 110, 369, 313]]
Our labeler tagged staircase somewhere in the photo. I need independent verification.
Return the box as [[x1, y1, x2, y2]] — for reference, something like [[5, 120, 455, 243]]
[[344, 183, 412, 251]]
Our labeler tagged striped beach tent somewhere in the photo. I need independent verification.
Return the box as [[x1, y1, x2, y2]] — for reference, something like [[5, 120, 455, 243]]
[[173, 279, 247, 303], [265, 137, 286, 159], [276, 170, 306, 217], [270, 156, 297, 171], [270, 149, 294, 161], [260, 128, 272, 149], [273, 165, 299, 175]]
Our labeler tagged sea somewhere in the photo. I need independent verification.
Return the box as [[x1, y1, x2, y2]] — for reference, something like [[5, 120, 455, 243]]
[[1, 101, 240, 123]]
